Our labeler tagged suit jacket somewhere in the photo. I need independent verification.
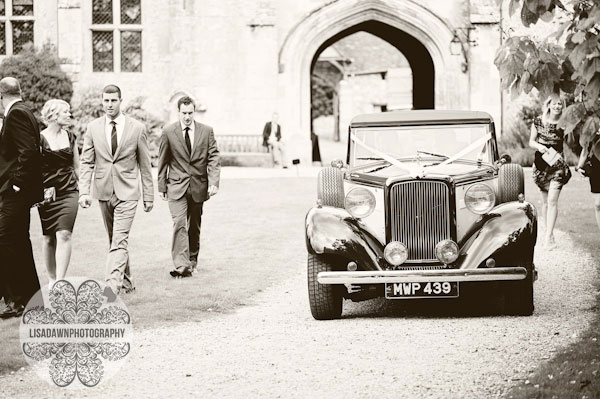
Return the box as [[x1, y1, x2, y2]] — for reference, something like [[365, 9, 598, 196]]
[[157, 121, 220, 203], [262, 121, 281, 147], [79, 115, 154, 202], [0, 101, 43, 205]]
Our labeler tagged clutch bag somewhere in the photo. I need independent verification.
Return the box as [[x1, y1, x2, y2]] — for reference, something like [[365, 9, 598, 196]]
[[541, 147, 561, 166], [33, 187, 56, 208]]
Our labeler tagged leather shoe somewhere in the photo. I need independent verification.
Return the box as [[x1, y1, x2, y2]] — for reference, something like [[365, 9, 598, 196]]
[[0, 302, 24, 319], [170, 268, 192, 278], [122, 286, 136, 294]]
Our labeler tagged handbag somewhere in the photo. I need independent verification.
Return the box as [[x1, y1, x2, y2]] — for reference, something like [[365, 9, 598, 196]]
[[541, 146, 562, 166], [33, 187, 56, 208], [582, 134, 600, 177]]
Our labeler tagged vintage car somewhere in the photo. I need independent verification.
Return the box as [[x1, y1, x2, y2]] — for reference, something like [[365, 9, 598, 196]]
[[305, 110, 537, 319]]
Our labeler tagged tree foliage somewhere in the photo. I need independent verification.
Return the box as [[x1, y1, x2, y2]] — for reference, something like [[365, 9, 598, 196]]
[[495, 0, 600, 145], [0, 43, 73, 120], [311, 75, 335, 119], [311, 62, 343, 119]]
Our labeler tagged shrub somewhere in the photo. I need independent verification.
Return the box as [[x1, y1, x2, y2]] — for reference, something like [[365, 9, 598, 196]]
[[499, 99, 579, 166], [70, 86, 104, 151], [0, 43, 73, 120], [123, 97, 164, 166], [498, 102, 540, 166]]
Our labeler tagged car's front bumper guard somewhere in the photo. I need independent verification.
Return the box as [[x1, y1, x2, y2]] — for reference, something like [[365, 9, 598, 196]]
[[317, 267, 529, 285]]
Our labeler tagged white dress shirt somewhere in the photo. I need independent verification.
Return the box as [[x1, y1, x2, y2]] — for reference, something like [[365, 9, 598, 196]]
[[4, 99, 22, 191], [180, 122, 195, 151], [105, 113, 126, 154]]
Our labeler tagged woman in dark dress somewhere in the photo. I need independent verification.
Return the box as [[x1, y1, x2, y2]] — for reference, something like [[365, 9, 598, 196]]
[[576, 130, 600, 233], [38, 99, 79, 288], [529, 95, 571, 248]]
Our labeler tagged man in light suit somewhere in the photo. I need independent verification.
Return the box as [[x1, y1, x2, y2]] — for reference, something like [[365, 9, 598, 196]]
[[158, 96, 220, 277], [0, 77, 43, 318], [79, 84, 153, 294]]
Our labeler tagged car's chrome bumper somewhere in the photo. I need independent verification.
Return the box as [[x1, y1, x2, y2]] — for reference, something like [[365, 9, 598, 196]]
[[317, 267, 529, 285]]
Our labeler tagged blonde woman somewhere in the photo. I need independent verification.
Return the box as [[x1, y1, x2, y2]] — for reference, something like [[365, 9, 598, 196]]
[[38, 99, 79, 288], [529, 95, 571, 247]]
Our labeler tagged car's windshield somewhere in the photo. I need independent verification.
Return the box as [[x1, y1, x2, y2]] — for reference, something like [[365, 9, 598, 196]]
[[350, 124, 494, 167]]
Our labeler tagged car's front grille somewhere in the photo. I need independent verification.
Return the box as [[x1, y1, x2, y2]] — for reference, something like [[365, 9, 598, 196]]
[[389, 181, 451, 262], [387, 265, 448, 271]]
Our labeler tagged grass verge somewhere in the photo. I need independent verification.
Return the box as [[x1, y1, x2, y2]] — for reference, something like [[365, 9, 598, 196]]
[[507, 172, 600, 398], [0, 176, 315, 374]]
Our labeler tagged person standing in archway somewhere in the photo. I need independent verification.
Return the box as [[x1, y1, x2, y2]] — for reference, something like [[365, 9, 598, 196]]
[[262, 112, 288, 168]]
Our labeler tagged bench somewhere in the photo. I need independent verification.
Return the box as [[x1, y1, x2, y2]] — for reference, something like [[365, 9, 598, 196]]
[[215, 134, 273, 167]]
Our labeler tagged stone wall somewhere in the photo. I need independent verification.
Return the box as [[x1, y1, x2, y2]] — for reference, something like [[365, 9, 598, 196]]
[[8, 0, 504, 164]]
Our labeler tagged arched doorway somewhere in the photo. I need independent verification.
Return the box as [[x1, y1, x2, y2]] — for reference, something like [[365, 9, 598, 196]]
[[278, 0, 467, 164], [310, 22, 436, 163], [312, 20, 435, 110]]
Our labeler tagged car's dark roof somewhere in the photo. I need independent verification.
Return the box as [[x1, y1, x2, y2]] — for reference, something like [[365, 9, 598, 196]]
[[350, 110, 494, 127]]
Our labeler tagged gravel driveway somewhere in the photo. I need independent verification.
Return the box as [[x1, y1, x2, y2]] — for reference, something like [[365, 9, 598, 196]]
[[1, 229, 597, 398]]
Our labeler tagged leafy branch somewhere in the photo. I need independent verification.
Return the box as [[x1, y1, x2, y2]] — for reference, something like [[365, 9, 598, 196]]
[[495, 0, 600, 141]]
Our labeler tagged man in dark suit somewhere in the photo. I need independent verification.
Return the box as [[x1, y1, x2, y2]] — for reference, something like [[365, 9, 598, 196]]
[[158, 96, 220, 277], [0, 77, 43, 318], [262, 112, 288, 168]]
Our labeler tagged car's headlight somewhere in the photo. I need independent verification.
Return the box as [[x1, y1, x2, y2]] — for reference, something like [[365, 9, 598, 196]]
[[344, 187, 376, 218], [464, 183, 495, 214], [384, 241, 408, 266], [435, 240, 459, 264]]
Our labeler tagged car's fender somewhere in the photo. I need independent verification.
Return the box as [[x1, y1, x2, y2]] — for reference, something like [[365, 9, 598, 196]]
[[305, 206, 384, 271], [457, 201, 537, 269]]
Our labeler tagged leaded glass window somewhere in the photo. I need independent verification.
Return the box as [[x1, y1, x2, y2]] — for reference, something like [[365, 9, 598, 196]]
[[12, 20, 33, 54], [0, 1, 35, 55], [0, 23, 5, 54], [121, 30, 141, 72], [92, 31, 113, 72], [12, 0, 32, 16], [92, 0, 112, 24], [91, 1, 142, 73], [121, 0, 141, 24]]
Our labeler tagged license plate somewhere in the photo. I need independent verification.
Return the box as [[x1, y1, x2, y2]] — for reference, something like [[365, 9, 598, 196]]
[[385, 282, 459, 299]]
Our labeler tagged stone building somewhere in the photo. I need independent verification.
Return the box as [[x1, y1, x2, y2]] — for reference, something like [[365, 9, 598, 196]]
[[3, 0, 503, 163]]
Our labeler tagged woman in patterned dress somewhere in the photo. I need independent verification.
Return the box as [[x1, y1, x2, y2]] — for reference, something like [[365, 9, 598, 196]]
[[38, 99, 80, 288], [528, 95, 571, 247]]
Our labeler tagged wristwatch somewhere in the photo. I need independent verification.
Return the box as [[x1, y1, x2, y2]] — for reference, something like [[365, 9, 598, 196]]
[[12, 185, 20, 192]]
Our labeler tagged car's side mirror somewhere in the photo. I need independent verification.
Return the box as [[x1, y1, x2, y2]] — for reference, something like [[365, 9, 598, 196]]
[[499, 154, 512, 165], [331, 159, 345, 169]]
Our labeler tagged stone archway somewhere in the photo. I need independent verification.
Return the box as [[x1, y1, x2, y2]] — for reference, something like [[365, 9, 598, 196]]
[[278, 0, 468, 163], [311, 21, 435, 110]]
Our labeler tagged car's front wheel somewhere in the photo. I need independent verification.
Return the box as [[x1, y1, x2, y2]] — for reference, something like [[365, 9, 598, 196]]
[[504, 264, 534, 316], [307, 253, 343, 320]]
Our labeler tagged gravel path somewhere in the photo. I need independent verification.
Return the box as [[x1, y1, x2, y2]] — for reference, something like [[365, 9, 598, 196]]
[[1, 229, 597, 398]]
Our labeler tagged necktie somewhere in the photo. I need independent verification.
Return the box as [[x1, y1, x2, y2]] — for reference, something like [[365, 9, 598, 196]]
[[110, 121, 117, 156], [184, 127, 192, 154]]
